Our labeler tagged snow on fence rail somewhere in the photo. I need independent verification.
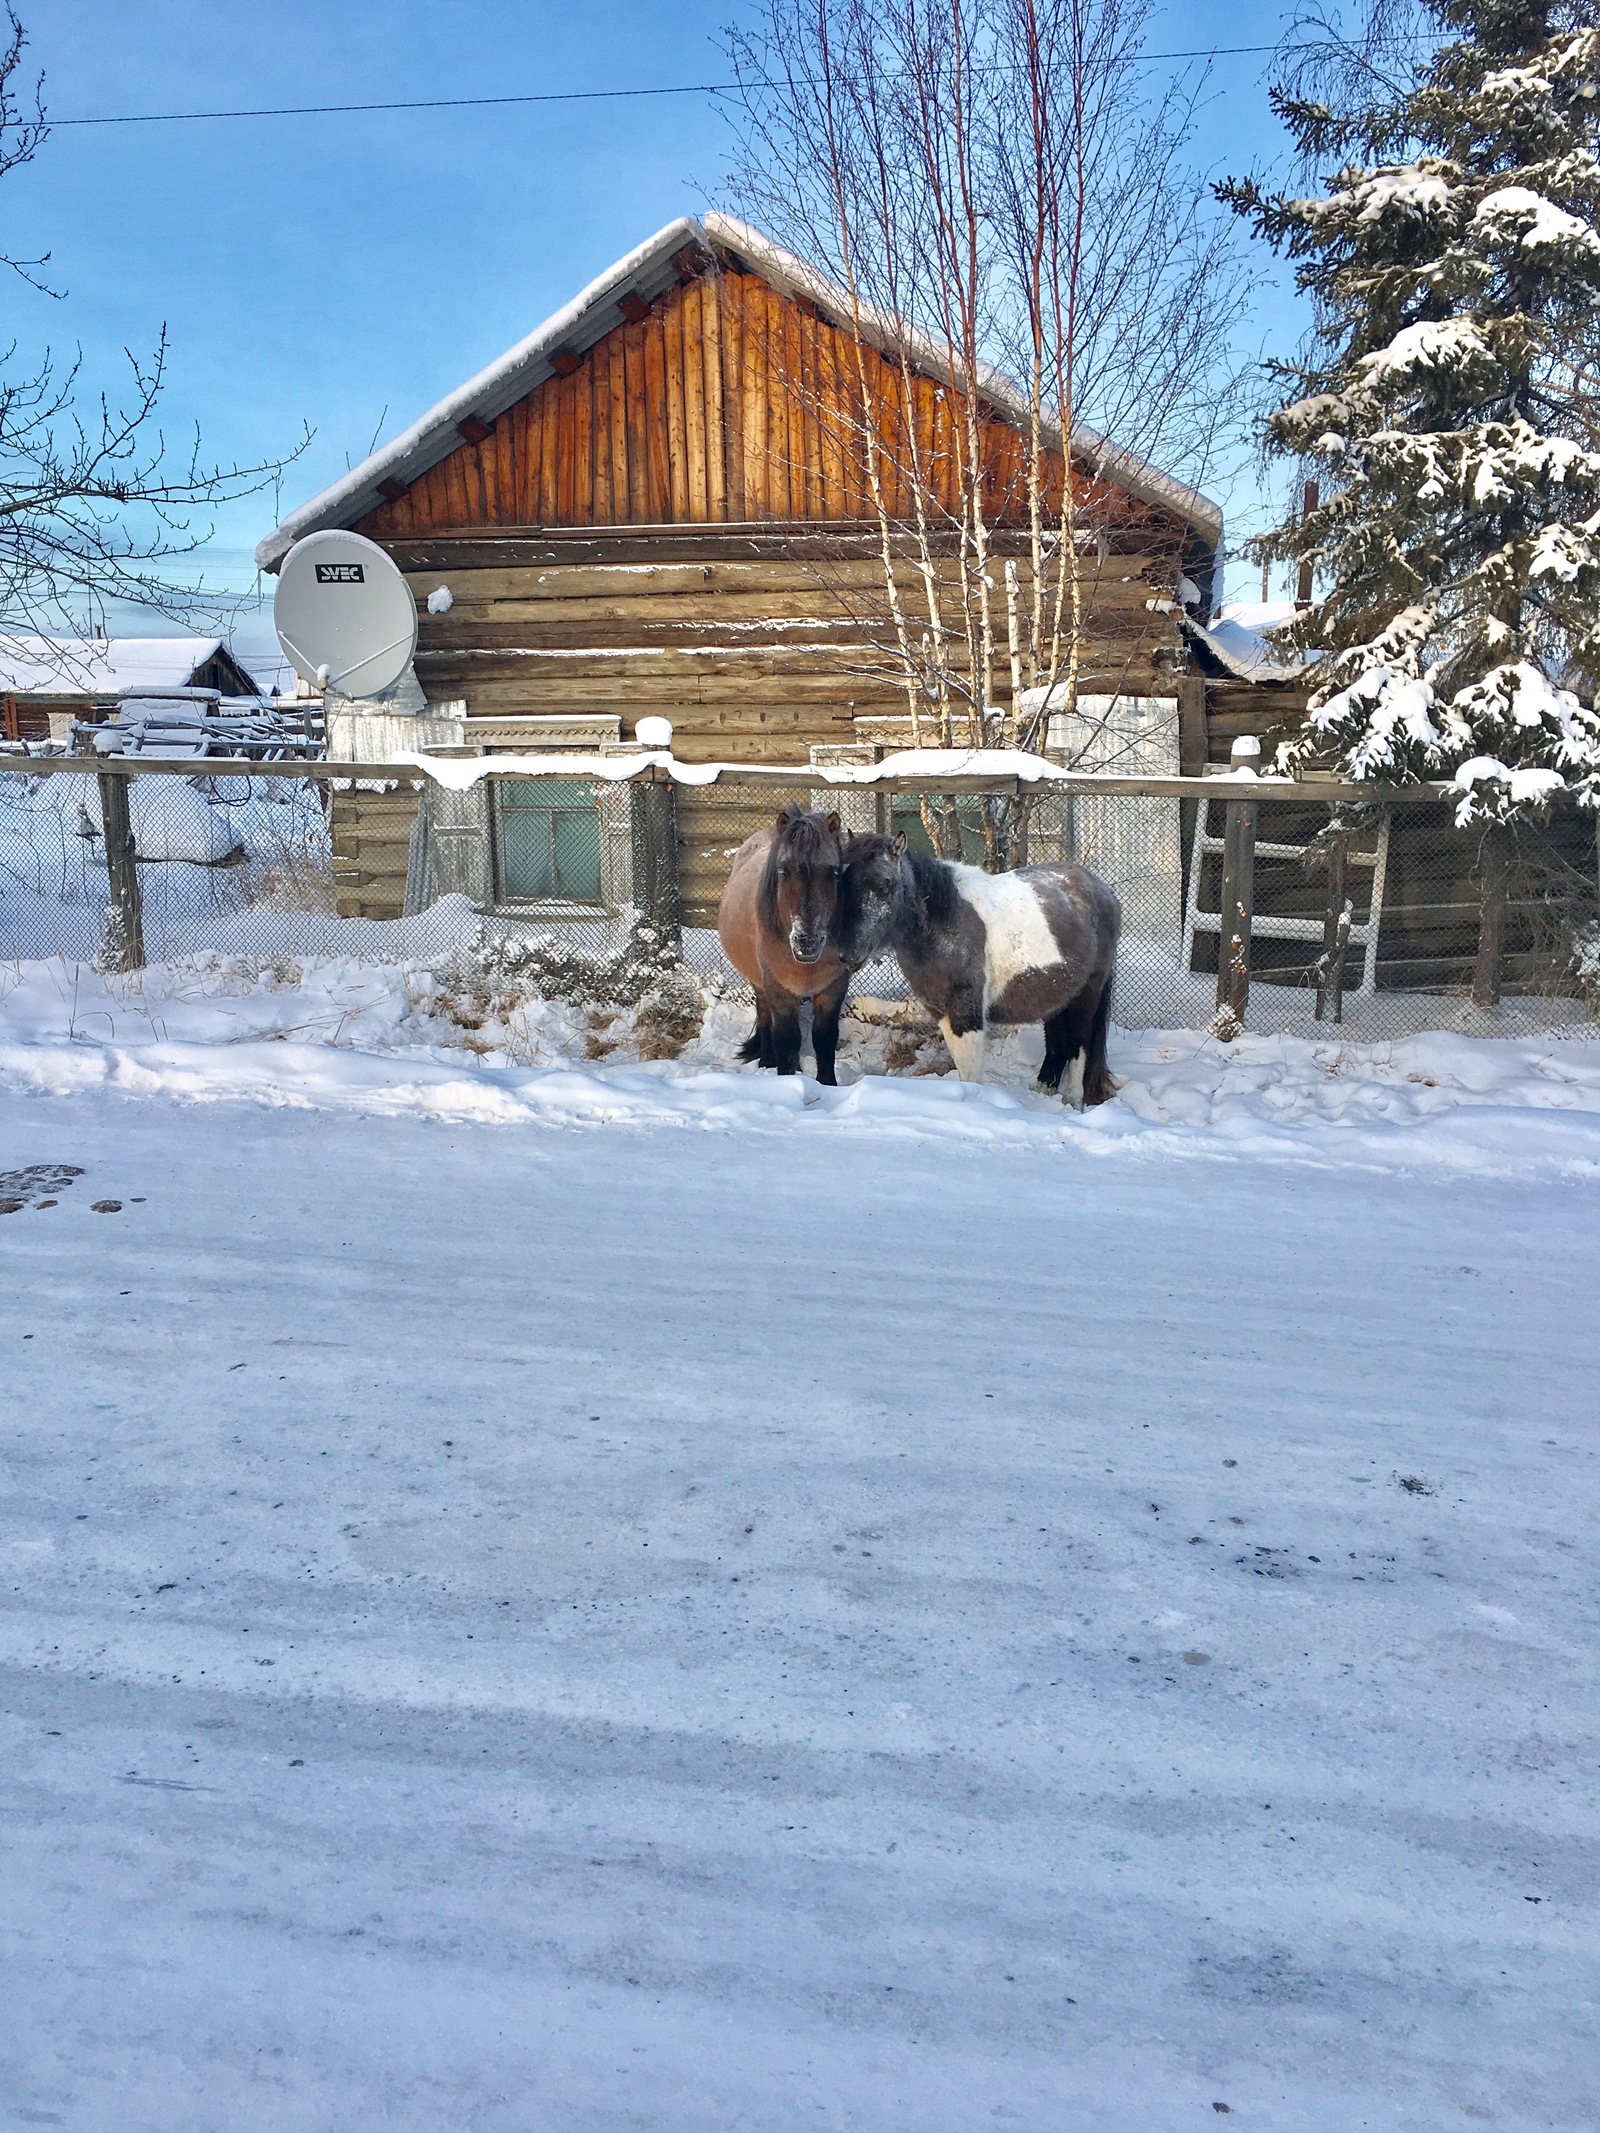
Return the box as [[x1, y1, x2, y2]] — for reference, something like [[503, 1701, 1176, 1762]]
[[1, 755, 1595, 1042]]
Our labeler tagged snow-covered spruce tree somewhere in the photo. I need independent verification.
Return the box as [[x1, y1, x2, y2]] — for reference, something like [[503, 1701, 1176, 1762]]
[[1223, 2, 1600, 1004]]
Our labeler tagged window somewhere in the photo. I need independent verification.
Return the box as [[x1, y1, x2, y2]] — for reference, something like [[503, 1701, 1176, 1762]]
[[496, 778, 603, 903]]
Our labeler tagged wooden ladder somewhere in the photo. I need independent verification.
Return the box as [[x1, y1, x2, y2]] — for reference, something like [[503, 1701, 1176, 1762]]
[[1181, 795, 1391, 1003]]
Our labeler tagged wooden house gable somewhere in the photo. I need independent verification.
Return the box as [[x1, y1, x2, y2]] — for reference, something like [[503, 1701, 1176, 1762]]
[[357, 261, 1182, 543]]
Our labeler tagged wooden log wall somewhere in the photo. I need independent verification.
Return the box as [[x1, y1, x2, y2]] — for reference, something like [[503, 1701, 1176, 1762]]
[[332, 787, 419, 918], [1201, 679, 1309, 766], [394, 531, 1182, 767]]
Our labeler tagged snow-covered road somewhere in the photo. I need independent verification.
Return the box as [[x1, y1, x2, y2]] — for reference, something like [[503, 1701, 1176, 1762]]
[[2, 1080, 1596, 2130]]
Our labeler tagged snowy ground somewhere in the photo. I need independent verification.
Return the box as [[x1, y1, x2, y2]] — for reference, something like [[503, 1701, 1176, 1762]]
[[1, 955, 1597, 2131]]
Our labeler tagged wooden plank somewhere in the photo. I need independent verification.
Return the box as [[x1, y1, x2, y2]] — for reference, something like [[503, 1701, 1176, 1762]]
[[703, 272, 728, 522], [526, 377, 547, 525], [665, 288, 689, 522], [644, 309, 671, 522], [745, 276, 771, 520], [768, 282, 795, 520], [580, 340, 604, 524], [718, 270, 743, 519], [802, 302, 827, 518], [553, 369, 577, 526], [624, 319, 650, 523], [682, 278, 708, 521], [608, 325, 631, 523]]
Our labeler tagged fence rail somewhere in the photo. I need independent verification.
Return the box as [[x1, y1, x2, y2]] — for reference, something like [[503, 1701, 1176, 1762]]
[[2, 755, 1595, 1044]]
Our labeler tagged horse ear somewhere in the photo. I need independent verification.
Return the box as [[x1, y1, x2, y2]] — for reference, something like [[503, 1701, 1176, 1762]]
[[775, 804, 798, 830], [825, 812, 841, 835], [892, 831, 908, 857]]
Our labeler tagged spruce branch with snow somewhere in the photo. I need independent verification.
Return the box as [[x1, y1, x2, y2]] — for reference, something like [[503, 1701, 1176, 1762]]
[[1221, 0, 1600, 831]]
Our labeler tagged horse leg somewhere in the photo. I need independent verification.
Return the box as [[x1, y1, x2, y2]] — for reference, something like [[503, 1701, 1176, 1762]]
[[1080, 971, 1117, 1105], [939, 1015, 987, 1084], [738, 987, 776, 1068], [810, 974, 850, 1087], [1039, 988, 1096, 1106], [1039, 978, 1115, 1108], [768, 990, 805, 1076], [1037, 1004, 1075, 1096]]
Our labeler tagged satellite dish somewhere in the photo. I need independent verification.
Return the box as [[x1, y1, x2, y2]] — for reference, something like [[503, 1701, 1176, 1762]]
[[274, 530, 418, 700]]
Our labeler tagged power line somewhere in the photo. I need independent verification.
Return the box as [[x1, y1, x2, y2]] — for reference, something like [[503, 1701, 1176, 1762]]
[[50, 44, 1349, 129]]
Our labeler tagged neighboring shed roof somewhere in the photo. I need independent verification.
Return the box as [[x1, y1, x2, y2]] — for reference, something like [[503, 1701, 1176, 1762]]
[[1182, 602, 1311, 686], [257, 212, 1223, 572], [0, 636, 263, 700]]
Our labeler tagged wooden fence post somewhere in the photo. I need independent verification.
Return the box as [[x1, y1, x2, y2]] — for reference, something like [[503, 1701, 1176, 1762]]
[[1215, 739, 1259, 1024], [1314, 826, 1352, 1022], [97, 770, 145, 972], [1472, 823, 1511, 1010]]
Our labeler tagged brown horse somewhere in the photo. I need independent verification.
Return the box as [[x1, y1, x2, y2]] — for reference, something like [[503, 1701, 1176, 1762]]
[[718, 809, 901, 1083]]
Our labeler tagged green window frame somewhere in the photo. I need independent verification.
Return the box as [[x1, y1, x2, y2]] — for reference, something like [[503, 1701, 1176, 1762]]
[[495, 778, 603, 904]]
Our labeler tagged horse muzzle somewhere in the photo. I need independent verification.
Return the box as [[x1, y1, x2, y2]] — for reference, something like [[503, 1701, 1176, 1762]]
[[789, 924, 828, 964]]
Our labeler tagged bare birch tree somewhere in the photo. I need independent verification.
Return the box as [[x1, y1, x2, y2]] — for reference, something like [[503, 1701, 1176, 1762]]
[[721, 0, 1248, 859]]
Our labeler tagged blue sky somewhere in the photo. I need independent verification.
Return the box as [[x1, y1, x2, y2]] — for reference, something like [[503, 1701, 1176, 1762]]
[[7, 0, 1309, 677]]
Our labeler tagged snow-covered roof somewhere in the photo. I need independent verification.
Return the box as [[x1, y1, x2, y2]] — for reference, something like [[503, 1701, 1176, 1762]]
[[256, 212, 1223, 572], [0, 635, 258, 700], [1183, 602, 1309, 684]]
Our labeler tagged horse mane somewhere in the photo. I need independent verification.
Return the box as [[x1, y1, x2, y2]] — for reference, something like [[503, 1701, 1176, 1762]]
[[898, 846, 960, 928], [756, 809, 840, 936]]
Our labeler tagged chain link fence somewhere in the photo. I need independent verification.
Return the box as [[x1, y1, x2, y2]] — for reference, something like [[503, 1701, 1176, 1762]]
[[2, 760, 1596, 1042]]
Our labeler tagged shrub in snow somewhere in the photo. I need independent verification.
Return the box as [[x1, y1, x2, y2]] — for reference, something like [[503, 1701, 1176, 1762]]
[[459, 907, 683, 1007], [434, 910, 706, 1059], [1223, 1, 1600, 836]]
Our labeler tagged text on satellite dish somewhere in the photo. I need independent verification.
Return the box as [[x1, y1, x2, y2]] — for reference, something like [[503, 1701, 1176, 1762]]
[[314, 563, 366, 584]]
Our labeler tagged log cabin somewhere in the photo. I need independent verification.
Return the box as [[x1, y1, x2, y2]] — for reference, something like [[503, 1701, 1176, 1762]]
[[257, 213, 1225, 923]]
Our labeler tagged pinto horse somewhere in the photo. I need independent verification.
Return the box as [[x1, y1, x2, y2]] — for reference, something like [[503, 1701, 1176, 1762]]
[[888, 852, 1121, 1106], [718, 808, 903, 1084]]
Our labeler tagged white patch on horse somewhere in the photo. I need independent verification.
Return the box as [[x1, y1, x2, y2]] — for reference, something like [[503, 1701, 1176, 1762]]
[[1065, 1052, 1086, 1110], [939, 1016, 987, 1084], [947, 864, 1062, 1021]]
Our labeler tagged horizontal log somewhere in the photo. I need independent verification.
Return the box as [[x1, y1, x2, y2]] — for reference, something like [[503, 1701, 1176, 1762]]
[[423, 669, 1165, 711], [419, 639, 1163, 682], [431, 678, 922, 710], [417, 624, 1174, 663], [410, 577, 1164, 621], [404, 557, 1167, 606], [381, 525, 1186, 572], [332, 832, 416, 857]]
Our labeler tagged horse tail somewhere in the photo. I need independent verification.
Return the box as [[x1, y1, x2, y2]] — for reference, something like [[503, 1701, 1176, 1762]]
[[1081, 970, 1118, 1105], [737, 1029, 764, 1065]]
